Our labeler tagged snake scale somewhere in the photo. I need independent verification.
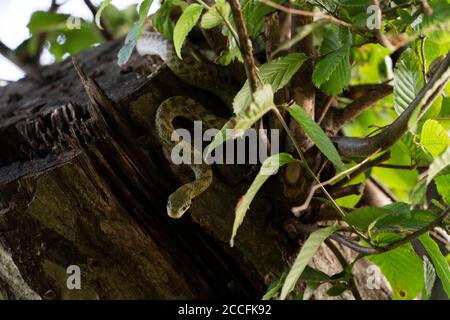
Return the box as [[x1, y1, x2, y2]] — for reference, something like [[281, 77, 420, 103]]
[[137, 31, 234, 218]]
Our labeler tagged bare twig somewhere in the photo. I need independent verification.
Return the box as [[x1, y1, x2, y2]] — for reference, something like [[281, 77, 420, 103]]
[[420, 35, 427, 83], [374, 163, 428, 170], [316, 96, 334, 125], [291, 149, 383, 216], [259, 0, 352, 28], [326, 84, 393, 133], [330, 152, 390, 190], [228, 0, 260, 93], [0, 41, 26, 73], [330, 183, 364, 199]]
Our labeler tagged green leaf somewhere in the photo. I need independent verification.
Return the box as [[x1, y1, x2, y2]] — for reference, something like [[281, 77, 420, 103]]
[[234, 84, 274, 131], [117, 0, 154, 66], [200, 0, 230, 29], [117, 22, 139, 66], [410, 179, 427, 206], [393, 49, 424, 115], [312, 48, 350, 95], [368, 244, 424, 300], [299, 266, 330, 283], [312, 27, 351, 95], [372, 210, 437, 234], [422, 256, 436, 300], [95, 0, 112, 30], [344, 207, 390, 232], [137, 0, 154, 37], [419, 233, 450, 298], [153, 0, 187, 40], [241, 0, 281, 37], [233, 53, 309, 114], [173, 3, 203, 59], [280, 224, 340, 300], [230, 153, 295, 247], [326, 283, 348, 297], [427, 147, 450, 185], [373, 139, 420, 201], [262, 272, 287, 300], [287, 104, 345, 170], [435, 174, 450, 204], [28, 11, 70, 34], [420, 119, 450, 158], [335, 174, 365, 208], [206, 84, 274, 157]]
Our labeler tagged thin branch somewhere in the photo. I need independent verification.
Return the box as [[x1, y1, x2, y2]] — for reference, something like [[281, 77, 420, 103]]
[[330, 183, 364, 199], [291, 149, 383, 216], [326, 84, 393, 133], [368, 177, 397, 203], [374, 163, 428, 170], [289, 206, 450, 256], [420, 35, 427, 83], [331, 152, 390, 190], [0, 41, 27, 73], [228, 0, 260, 93], [259, 0, 352, 28], [317, 95, 334, 125]]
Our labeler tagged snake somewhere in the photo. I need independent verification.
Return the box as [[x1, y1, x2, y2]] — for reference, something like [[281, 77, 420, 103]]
[[136, 31, 234, 218]]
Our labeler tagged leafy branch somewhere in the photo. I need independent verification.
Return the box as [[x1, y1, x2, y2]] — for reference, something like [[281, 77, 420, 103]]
[[288, 206, 449, 256], [334, 50, 450, 158]]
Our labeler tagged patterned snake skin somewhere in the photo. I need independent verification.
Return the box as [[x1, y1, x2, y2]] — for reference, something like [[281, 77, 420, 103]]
[[137, 31, 231, 218], [137, 31, 236, 107]]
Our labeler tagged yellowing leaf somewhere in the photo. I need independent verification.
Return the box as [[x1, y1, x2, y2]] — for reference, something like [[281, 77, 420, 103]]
[[95, 0, 112, 30], [200, 0, 230, 29], [420, 119, 450, 158]]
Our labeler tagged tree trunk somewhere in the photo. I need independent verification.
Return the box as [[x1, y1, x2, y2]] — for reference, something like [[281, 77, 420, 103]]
[[0, 40, 390, 300]]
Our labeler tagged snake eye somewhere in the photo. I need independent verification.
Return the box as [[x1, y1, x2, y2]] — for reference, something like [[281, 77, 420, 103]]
[[181, 204, 190, 214]]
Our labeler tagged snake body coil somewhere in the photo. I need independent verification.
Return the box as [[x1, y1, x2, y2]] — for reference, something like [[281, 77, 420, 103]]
[[137, 32, 230, 218], [137, 31, 236, 107]]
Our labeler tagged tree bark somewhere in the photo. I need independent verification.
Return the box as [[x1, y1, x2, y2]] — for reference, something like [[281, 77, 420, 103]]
[[0, 40, 390, 300]]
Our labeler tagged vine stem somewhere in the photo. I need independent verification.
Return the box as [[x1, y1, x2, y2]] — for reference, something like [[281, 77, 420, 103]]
[[228, 0, 261, 93]]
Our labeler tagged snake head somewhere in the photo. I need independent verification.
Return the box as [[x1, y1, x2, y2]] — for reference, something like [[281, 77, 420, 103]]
[[167, 192, 192, 219]]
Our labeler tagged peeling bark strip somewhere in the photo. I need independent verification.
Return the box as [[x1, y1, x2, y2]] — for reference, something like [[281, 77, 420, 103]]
[[0, 38, 390, 299]]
